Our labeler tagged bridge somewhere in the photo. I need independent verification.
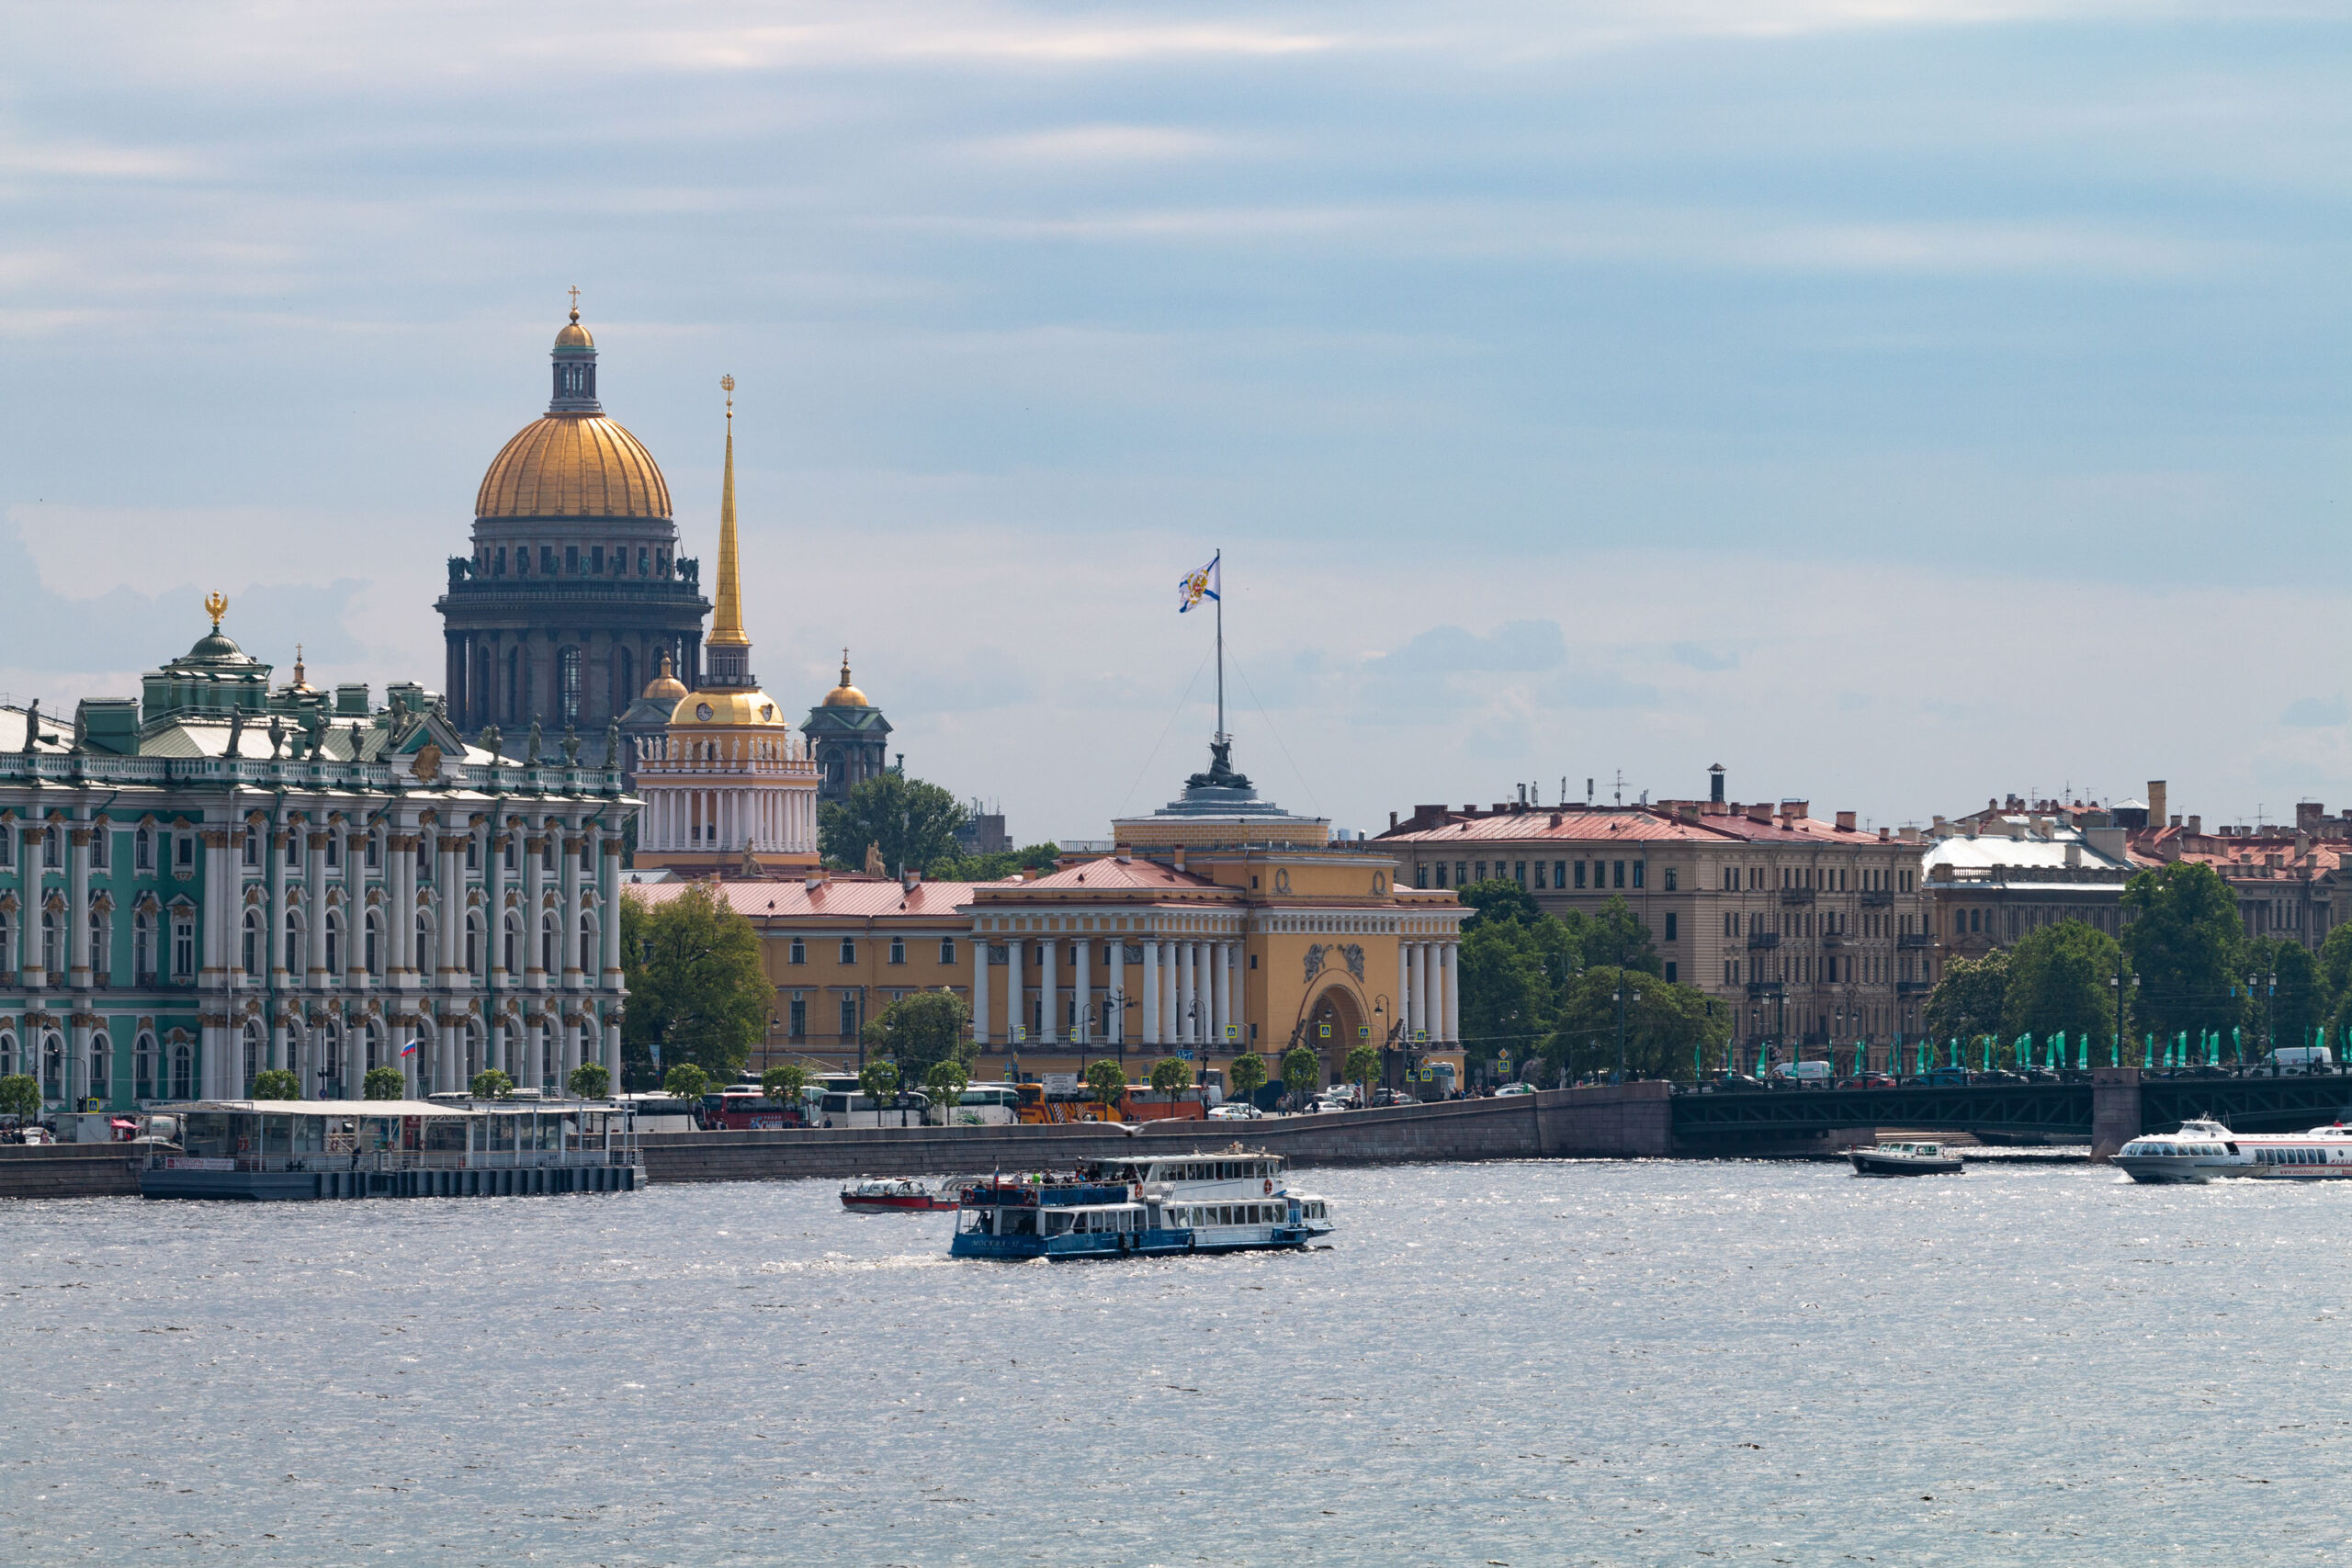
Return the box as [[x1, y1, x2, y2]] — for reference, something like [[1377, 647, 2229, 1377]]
[[1668, 1067, 2352, 1156]]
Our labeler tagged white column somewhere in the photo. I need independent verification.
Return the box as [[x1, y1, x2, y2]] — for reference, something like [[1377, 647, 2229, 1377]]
[[1172, 942, 1190, 1046], [1141, 940, 1159, 1045], [560, 822, 583, 987], [1109, 938, 1125, 1045], [599, 832, 623, 987], [1430, 944, 1448, 1043], [1007, 938, 1024, 1043], [1210, 938, 1228, 1048], [66, 825, 89, 987], [439, 831, 464, 986], [305, 829, 329, 986], [1413, 944, 1430, 1041], [484, 824, 506, 990], [604, 1019, 621, 1085], [1075, 934, 1091, 1044], [971, 931, 989, 1047], [388, 830, 411, 986], [343, 827, 366, 987], [1040, 933, 1058, 1044], [266, 820, 288, 985], [1397, 940, 1412, 1044], [1160, 942, 1178, 1046], [524, 823, 547, 992]]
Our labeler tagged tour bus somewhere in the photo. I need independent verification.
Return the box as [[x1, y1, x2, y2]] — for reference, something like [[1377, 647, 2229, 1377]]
[[949, 1083, 1021, 1126], [810, 1075, 933, 1129], [699, 1089, 808, 1131]]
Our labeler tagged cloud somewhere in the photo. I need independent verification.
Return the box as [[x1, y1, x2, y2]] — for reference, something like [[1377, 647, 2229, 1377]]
[[2280, 694, 2347, 728], [1668, 642, 1738, 672], [1369, 620, 1566, 677]]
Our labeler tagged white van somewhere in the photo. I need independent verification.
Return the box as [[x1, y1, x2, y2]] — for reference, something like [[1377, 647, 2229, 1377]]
[[2265, 1047, 2334, 1073], [1767, 1060, 1834, 1085]]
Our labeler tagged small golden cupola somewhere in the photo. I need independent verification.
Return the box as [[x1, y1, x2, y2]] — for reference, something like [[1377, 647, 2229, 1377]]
[[822, 650, 869, 708]]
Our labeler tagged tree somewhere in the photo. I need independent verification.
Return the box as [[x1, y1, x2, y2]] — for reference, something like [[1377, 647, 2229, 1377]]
[[363, 1066, 405, 1100], [469, 1068, 514, 1100], [1085, 1058, 1128, 1117], [862, 990, 973, 1091], [818, 773, 967, 878], [620, 885, 773, 1089], [2001, 921, 2125, 1046], [1281, 1045, 1320, 1104], [1148, 1056, 1192, 1099], [0, 1073, 39, 1123], [1227, 1052, 1268, 1106], [1565, 895, 1661, 978], [925, 1058, 971, 1124], [1457, 877, 1542, 928], [1925, 952, 2009, 1046], [855, 1062, 898, 1123], [762, 1062, 810, 1118], [1344, 1043, 1380, 1103], [2121, 862, 2245, 1043], [249, 1068, 300, 1100], [1458, 915, 1549, 1069], [929, 842, 1062, 882], [1541, 966, 1727, 1084], [568, 1063, 613, 1100], [2245, 936, 2324, 1057], [663, 1063, 711, 1102]]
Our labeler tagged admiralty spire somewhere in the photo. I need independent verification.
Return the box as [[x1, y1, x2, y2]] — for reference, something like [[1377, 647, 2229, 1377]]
[[435, 298, 712, 754]]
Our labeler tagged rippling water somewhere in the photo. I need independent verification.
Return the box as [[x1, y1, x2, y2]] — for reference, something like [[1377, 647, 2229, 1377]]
[[5, 1155, 2352, 1563]]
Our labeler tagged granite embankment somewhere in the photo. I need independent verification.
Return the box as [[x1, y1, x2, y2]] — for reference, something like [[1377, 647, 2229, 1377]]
[[0, 1142, 146, 1199]]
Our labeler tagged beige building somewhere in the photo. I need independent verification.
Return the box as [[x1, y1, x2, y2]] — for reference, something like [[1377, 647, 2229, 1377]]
[[1377, 771, 1930, 1050]]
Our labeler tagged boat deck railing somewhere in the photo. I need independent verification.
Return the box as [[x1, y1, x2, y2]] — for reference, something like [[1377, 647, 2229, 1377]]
[[150, 1147, 644, 1174]]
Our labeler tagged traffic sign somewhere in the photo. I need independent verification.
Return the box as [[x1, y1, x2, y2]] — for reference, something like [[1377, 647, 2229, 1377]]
[[1225, 1025, 1240, 1042], [1357, 1025, 1372, 1040]]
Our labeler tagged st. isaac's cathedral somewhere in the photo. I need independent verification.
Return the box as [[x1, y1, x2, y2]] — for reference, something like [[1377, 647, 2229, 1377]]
[[435, 304, 890, 788]]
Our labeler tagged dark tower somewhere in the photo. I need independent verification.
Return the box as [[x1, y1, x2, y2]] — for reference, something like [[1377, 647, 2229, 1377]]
[[435, 300, 711, 756]]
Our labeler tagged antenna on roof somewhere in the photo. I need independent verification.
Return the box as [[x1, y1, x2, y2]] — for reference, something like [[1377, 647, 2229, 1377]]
[[1613, 770, 1625, 807]]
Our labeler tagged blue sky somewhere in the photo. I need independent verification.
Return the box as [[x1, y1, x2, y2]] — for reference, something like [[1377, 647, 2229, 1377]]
[[2, 2, 2346, 839]]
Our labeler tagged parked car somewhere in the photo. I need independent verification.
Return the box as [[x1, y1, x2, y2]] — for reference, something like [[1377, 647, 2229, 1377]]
[[1838, 1073, 1897, 1089], [1915, 1066, 1972, 1086], [1371, 1088, 1419, 1108], [1494, 1082, 1536, 1097], [1206, 1102, 1263, 1122], [1970, 1069, 2025, 1085], [1703, 1074, 1767, 1093]]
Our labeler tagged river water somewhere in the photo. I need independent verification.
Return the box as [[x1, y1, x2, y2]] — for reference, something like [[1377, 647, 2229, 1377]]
[[4, 1155, 2352, 1564]]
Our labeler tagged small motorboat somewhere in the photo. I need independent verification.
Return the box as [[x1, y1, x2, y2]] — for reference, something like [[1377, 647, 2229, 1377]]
[[1849, 1140, 1963, 1177], [840, 1177, 958, 1213]]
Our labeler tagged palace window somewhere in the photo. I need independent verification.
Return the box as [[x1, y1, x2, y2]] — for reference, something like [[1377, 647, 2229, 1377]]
[[888, 938, 905, 965], [135, 1032, 155, 1100], [90, 826, 107, 870], [170, 1043, 192, 1099], [44, 826, 62, 868], [940, 938, 957, 964], [466, 835, 479, 872], [839, 997, 858, 1037], [287, 830, 301, 868], [40, 911, 61, 976], [788, 938, 806, 965], [590, 546, 605, 574], [366, 832, 381, 870], [504, 918, 519, 976], [541, 916, 557, 974], [788, 995, 806, 1037], [1662, 866, 1676, 890], [839, 939, 857, 965], [559, 647, 582, 723], [325, 913, 342, 976], [465, 918, 480, 979], [365, 912, 381, 976], [175, 834, 193, 870], [1664, 913, 1678, 942], [171, 917, 194, 979], [0, 828, 12, 869], [324, 832, 339, 870], [89, 909, 106, 981]]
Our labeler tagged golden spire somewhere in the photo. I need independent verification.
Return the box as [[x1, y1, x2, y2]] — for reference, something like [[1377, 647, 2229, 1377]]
[[292, 643, 308, 689], [708, 374, 748, 649], [204, 592, 228, 631], [841, 649, 852, 685]]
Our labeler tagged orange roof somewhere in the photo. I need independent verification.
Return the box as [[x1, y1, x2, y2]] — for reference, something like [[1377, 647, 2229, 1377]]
[[625, 875, 994, 922], [1381, 807, 1875, 849]]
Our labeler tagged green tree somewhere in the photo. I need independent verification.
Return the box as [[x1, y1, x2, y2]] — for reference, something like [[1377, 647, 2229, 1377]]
[[1458, 915, 1549, 1068], [1925, 951, 2009, 1047], [1344, 1043, 1381, 1103], [818, 773, 967, 878], [928, 842, 1062, 882], [2001, 921, 2126, 1045], [362, 1066, 405, 1101], [1227, 1053, 1268, 1106], [925, 1058, 971, 1124], [568, 1063, 613, 1100], [1148, 1056, 1192, 1098], [1281, 1045, 1321, 1104], [249, 1068, 300, 1100], [856, 1059, 899, 1118], [663, 1063, 711, 1102], [620, 884, 773, 1089], [862, 989, 973, 1091], [1542, 966, 1727, 1084], [1564, 895, 1662, 978], [0, 1073, 40, 1122], [2121, 862, 2245, 1043], [762, 1062, 810, 1117], [1084, 1058, 1128, 1116], [469, 1068, 514, 1100], [1457, 877, 1542, 927], [2245, 936, 2325, 1057]]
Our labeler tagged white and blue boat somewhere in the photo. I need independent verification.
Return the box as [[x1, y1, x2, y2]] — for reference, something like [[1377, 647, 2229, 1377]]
[[948, 1148, 1333, 1260]]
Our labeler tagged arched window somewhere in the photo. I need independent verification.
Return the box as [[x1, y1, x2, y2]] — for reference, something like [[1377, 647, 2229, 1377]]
[[0, 1032, 13, 1078], [465, 916, 481, 980], [243, 911, 262, 978], [415, 914, 431, 968], [243, 827, 260, 866], [502, 916, 518, 977], [0, 911, 10, 975], [88, 1033, 109, 1104], [134, 827, 153, 871], [579, 918, 595, 974], [241, 1022, 263, 1096], [170, 1043, 192, 1100], [88, 909, 107, 982], [43, 825, 62, 868], [324, 911, 342, 976], [135, 1032, 156, 1100], [559, 646, 583, 724], [42, 1034, 63, 1099], [364, 911, 381, 976], [540, 916, 557, 975], [134, 910, 155, 984], [40, 910, 61, 976]]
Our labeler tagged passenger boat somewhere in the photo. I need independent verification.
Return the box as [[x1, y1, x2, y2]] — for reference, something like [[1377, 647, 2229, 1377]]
[[1849, 1140, 1963, 1177], [948, 1147, 1334, 1260], [2114, 1118, 2254, 1183], [2239, 1123, 2352, 1178], [840, 1176, 959, 1213], [139, 1099, 640, 1201]]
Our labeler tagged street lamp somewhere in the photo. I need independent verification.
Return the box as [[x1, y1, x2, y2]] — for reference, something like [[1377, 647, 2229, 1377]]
[[1613, 979, 1642, 1083], [2109, 964, 2135, 1066]]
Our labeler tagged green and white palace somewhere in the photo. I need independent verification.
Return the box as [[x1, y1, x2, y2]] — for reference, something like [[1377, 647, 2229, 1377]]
[[0, 602, 635, 1111]]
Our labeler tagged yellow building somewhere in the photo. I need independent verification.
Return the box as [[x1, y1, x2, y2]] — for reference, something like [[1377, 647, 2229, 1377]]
[[628, 379, 819, 875]]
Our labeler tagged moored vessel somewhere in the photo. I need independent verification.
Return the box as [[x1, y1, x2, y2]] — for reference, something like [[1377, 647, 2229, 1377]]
[[840, 1176, 959, 1213], [1849, 1140, 1962, 1177], [947, 1147, 1332, 1260]]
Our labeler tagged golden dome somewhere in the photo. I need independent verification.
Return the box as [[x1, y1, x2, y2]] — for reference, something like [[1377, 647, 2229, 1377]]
[[475, 412, 671, 519], [554, 307, 594, 350], [672, 687, 790, 728], [821, 649, 868, 708], [641, 652, 688, 702]]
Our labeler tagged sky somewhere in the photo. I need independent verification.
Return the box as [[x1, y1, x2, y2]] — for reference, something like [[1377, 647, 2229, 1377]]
[[1, 1, 2346, 841]]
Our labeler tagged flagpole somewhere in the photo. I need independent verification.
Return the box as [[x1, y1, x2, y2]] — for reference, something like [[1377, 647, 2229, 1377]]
[[1214, 549, 1225, 745]]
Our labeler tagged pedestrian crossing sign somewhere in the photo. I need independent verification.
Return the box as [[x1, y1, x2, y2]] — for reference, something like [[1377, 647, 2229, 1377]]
[[1357, 1025, 1371, 1040]]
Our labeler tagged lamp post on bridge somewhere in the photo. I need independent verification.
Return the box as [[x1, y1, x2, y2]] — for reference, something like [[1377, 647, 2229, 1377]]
[[2109, 963, 2136, 1067]]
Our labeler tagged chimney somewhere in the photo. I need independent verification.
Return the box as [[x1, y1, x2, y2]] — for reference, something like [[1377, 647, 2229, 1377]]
[[1389, 811, 1398, 831], [1171, 847, 1186, 873], [1781, 799, 1809, 823], [1746, 802, 1771, 825], [902, 869, 922, 890], [1709, 763, 1726, 804], [2147, 780, 2167, 832], [2170, 814, 2182, 829], [2064, 842, 2082, 868], [1877, 825, 1890, 841], [1835, 810, 1856, 832], [2298, 801, 2324, 831], [2187, 815, 2200, 836]]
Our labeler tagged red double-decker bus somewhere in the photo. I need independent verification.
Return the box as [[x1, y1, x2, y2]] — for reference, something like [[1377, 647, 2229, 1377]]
[[698, 1090, 807, 1131]]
